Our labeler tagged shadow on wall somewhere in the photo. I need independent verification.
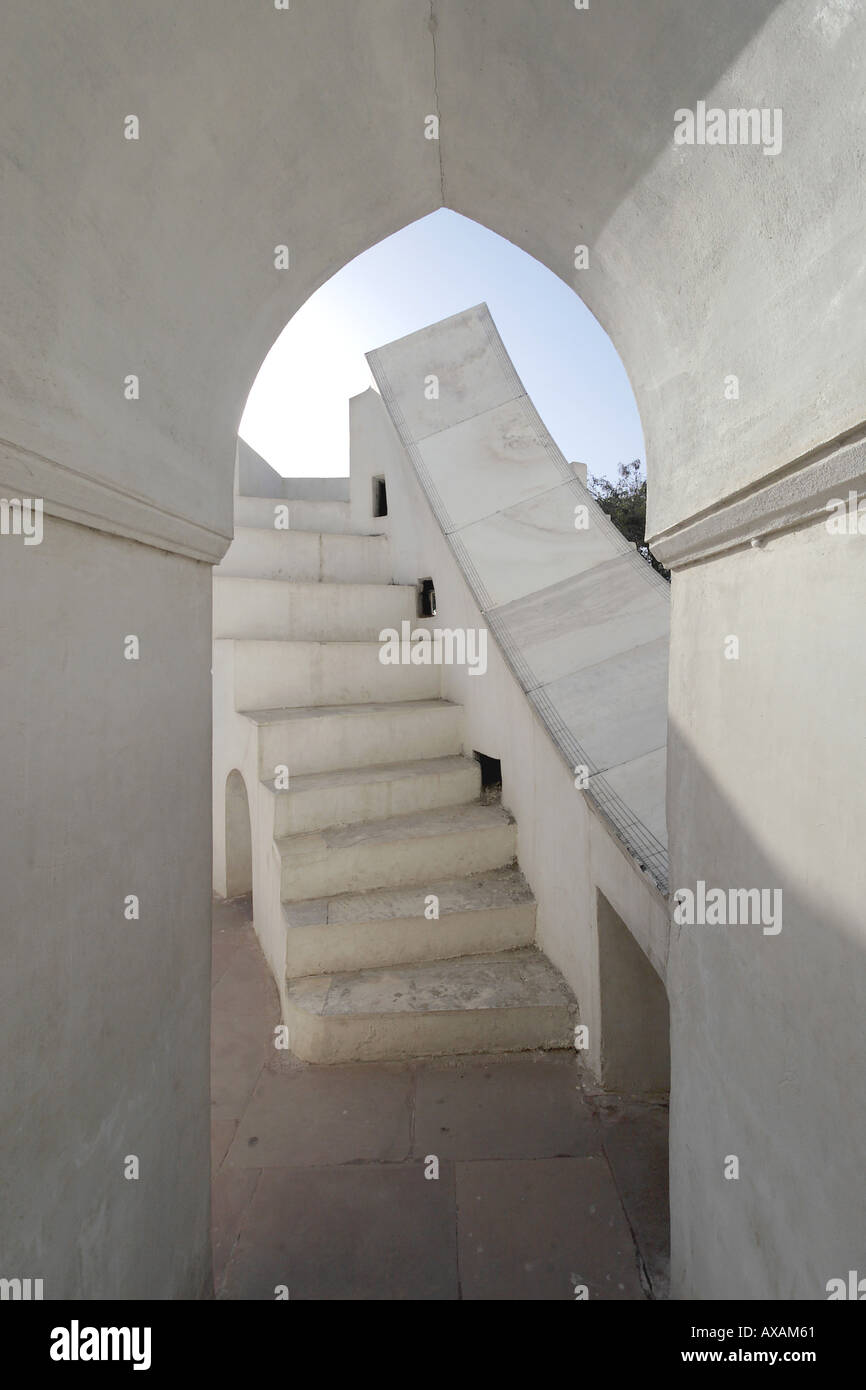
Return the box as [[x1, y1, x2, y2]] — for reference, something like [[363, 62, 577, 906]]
[[665, 718, 866, 1301]]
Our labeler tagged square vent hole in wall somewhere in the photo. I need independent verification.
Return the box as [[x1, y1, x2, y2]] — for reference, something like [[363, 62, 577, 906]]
[[474, 751, 502, 805], [417, 577, 436, 617], [372, 475, 388, 517]]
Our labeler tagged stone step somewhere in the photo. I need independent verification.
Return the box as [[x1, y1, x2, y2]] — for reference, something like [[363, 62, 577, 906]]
[[265, 754, 481, 837], [234, 494, 358, 533], [277, 802, 517, 902], [245, 699, 464, 777], [213, 575, 419, 642], [285, 948, 577, 1063], [284, 866, 536, 977], [220, 637, 441, 710], [216, 527, 391, 584]]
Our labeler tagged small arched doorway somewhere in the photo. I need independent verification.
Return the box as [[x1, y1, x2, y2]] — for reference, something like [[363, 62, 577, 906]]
[[224, 769, 252, 900]]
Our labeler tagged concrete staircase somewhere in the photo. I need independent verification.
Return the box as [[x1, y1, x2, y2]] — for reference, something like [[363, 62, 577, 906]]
[[214, 483, 577, 1063]]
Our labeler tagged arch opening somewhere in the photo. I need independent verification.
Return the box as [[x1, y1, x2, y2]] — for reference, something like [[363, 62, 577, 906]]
[[224, 769, 252, 901], [238, 208, 646, 495], [210, 213, 672, 1298], [597, 889, 670, 1098]]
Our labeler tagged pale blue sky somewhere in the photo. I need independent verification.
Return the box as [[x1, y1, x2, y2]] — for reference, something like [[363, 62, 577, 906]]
[[240, 209, 644, 485]]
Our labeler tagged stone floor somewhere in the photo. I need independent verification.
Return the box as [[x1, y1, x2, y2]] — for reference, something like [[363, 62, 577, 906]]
[[211, 895, 670, 1300]]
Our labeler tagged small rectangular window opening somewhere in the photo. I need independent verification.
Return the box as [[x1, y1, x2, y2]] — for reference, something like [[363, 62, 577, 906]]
[[473, 751, 502, 792], [372, 476, 388, 518], [417, 577, 437, 618]]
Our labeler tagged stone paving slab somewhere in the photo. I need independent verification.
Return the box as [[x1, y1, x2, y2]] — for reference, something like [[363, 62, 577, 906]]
[[210, 995, 272, 1113], [225, 1063, 413, 1168], [456, 1156, 645, 1300], [212, 1167, 261, 1296], [600, 1104, 670, 1299], [413, 1052, 603, 1161], [221, 1163, 459, 1301], [212, 898, 249, 987]]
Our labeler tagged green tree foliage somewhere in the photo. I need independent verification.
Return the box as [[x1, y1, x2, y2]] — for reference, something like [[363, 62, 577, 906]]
[[589, 459, 670, 581]]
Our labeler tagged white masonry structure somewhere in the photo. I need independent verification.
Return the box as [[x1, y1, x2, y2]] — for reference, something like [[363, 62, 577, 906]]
[[5, 0, 866, 1304], [213, 306, 670, 1083]]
